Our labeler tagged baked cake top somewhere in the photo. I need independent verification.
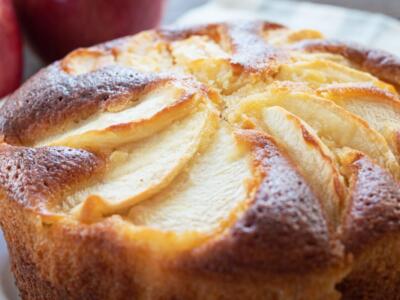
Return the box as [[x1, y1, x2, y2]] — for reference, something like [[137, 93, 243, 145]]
[[1, 20, 400, 274]]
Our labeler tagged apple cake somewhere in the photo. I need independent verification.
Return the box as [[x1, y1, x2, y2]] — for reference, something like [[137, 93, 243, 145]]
[[0, 21, 400, 300]]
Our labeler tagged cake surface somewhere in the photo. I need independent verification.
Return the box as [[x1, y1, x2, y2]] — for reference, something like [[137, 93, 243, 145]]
[[0, 20, 400, 300]]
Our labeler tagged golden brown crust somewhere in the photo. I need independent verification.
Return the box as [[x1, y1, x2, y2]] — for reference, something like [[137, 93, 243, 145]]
[[0, 144, 104, 212], [0, 63, 165, 145], [180, 130, 342, 274], [222, 21, 286, 72], [342, 156, 400, 255], [159, 21, 287, 72], [294, 39, 400, 90]]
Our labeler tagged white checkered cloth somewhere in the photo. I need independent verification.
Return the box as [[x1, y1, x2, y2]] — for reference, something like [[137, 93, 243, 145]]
[[177, 0, 400, 55]]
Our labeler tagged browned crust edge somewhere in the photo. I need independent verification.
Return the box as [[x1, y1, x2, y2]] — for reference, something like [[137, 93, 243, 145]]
[[0, 144, 104, 213], [342, 156, 400, 255], [159, 20, 287, 73], [0, 63, 166, 145]]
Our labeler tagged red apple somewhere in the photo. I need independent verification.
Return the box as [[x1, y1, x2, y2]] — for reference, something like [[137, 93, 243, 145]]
[[0, 0, 22, 98], [13, 0, 165, 63]]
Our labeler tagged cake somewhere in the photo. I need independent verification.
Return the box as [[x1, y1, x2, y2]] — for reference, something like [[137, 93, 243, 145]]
[[0, 20, 400, 300]]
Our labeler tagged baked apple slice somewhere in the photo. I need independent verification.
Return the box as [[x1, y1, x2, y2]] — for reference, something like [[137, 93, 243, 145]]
[[129, 122, 251, 233], [277, 59, 395, 93], [262, 106, 345, 224], [37, 80, 200, 150], [237, 86, 399, 178], [317, 83, 400, 159], [70, 107, 218, 215]]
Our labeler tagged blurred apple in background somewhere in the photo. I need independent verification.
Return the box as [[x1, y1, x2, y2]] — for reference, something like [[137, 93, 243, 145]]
[[13, 0, 165, 63], [0, 0, 22, 98]]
